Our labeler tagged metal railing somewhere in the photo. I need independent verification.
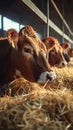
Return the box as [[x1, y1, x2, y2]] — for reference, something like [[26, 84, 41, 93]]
[[21, 0, 73, 44], [50, 0, 73, 36]]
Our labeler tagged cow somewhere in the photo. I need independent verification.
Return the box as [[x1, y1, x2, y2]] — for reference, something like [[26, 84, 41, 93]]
[[61, 42, 70, 62], [0, 25, 56, 90], [68, 48, 73, 60], [7, 29, 69, 65], [42, 36, 67, 68], [61, 42, 73, 61], [6, 28, 18, 49]]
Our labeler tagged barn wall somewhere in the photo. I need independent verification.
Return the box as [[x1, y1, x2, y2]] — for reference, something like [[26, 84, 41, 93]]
[[0, 0, 73, 46], [0, 0, 46, 38]]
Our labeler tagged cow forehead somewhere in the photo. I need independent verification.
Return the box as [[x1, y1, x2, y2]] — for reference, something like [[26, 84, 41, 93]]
[[55, 43, 63, 52], [21, 25, 37, 38], [69, 48, 73, 53], [50, 38, 62, 53], [23, 39, 47, 57], [19, 25, 47, 54]]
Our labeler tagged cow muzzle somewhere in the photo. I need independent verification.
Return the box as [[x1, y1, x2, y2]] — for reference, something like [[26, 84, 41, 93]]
[[37, 71, 57, 84], [56, 61, 67, 68]]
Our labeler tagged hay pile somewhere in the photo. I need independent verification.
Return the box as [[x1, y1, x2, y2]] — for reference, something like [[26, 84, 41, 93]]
[[0, 61, 73, 130]]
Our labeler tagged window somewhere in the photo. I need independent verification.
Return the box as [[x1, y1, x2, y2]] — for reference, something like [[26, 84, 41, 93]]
[[37, 32, 42, 39], [20, 24, 25, 29], [3, 17, 19, 31]]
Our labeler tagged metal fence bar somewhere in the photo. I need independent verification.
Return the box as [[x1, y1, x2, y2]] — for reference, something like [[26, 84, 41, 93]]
[[49, 19, 73, 43], [50, 0, 73, 36], [21, 0, 73, 43], [22, 0, 47, 23], [47, 0, 49, 37]]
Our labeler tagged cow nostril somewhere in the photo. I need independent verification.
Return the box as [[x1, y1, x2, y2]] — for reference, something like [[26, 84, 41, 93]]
[[46, 71, 57, 82], [62, 61, 67, 66], [62, 62, 65, 66], [47, 74, 52, 81]]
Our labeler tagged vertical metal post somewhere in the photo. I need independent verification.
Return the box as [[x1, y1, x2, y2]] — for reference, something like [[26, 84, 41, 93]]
[[0, 15, 3, 37], [1, 15, 3, 30], [47, 0, 49, 37], [62, 0, 64, 43], [46, 0, 49, 61]]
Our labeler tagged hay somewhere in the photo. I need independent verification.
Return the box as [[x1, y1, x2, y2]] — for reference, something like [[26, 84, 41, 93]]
[[0, 61, 73, 130]]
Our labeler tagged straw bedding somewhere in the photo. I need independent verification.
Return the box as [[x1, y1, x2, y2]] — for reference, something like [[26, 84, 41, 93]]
[[0, 61, 73, 130]]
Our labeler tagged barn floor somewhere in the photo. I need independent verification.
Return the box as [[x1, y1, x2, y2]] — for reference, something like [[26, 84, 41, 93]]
[[0, 61, 73, 130]]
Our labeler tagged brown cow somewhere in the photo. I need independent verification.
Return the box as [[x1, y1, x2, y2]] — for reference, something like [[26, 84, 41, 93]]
[[0, 25, 56, 90], [61, 42, 73, 61], [42, 36, 67, 68], [68, 48, 73, 60], [61, 42, 70, 49], [6, 28, 18, 49]]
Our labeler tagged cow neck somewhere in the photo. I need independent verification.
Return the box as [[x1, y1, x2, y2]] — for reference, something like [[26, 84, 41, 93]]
[[10, 48, 23, 71], [10, 48, 18, 69]]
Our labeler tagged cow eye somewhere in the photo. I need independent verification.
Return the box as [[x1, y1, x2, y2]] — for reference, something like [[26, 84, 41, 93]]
[[24, 48, 31, 53]]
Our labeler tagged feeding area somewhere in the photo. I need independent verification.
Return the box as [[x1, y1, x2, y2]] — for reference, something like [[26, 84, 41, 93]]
[[0, 61, 73, 130]]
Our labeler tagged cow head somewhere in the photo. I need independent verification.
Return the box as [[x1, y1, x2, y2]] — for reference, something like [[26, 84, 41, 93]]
[[61, 42, 73, 61], [11, 26, 56, 84], [42, 37, 67, 68], [61, 42, 71, 51], [6, 29, 18, 49], [68, 48, 73, 59]]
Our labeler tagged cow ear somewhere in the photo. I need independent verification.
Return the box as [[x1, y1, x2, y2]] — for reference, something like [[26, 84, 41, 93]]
[[6, 29, 18, 48], [6, 29, 18, 39], [42, 38, 55, 51], [61, 42, 70, 50]]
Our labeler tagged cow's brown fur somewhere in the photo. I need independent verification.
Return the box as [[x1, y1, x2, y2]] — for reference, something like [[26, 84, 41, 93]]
[[0, 26, 56, 87], [61, 42, 73, 59], [6, 29, 18, 48], [42, 36, 67, 67]]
